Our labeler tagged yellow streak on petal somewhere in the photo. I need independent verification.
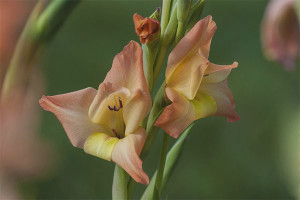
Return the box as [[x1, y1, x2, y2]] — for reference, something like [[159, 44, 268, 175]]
[[191, 92, 217, 119], [83, 133, 119, 161]]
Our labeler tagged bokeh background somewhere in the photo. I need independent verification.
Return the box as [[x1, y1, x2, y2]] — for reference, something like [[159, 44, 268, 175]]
[[1, 0, 299, 199]]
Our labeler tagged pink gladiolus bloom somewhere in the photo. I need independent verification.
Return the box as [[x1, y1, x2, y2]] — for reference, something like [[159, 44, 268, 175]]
[[0, 72, 53, 199], [261, 0, 300, 70], [155, 16, 240, 138], [39, 41, 151, 185]]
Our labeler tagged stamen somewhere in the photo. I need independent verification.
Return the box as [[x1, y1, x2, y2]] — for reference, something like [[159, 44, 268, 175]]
[[112, 129, 120, 139], [107, 96, 123, 111], [119, 98, 123, 108], [114, 105, 120, 111]]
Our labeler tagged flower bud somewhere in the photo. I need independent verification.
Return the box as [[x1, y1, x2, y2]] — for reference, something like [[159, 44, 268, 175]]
[[184, 0, 205, 35], [177, 0, 192, 23], [133, 13, 161, 44], [261, 0, 300, 70]]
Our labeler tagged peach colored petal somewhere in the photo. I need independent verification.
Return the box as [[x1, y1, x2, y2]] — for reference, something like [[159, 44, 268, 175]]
[[166, 15, 217, 82], [104, 41, 149, 95], [166, 53, 208, 100], [123, 89, 151, 136], [133, 13, 144, 29], [39, 87, 109, 148], [205, 61, 238, 75], [155, 88, 196, 138], [199, 80, 240, 122], [112, 127, 149, 185], [202, 68, 233, 84]]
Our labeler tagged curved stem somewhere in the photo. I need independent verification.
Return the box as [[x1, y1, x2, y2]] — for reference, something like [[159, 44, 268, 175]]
[[155, 132, 169, 193]]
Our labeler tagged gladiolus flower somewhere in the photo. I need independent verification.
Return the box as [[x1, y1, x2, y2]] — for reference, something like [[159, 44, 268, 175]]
[[261, 0, 300, 70], [155, 16, 240, 138], [39, 41, 151, 184], [0, 72, 53, 199], [133, 13, 160, 44]]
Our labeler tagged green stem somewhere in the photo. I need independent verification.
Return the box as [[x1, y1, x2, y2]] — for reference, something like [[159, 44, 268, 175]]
[[142, 45, 154, 93], [152, 42, 169, 85], [35, 0, 81, 42], [113, 165, 128, 200], [141, 124, 194, 200], [155, 132, 169, 193], [1, 1, 44, 100], [1, 0, 81, 101], [127, 83, 167, 199]]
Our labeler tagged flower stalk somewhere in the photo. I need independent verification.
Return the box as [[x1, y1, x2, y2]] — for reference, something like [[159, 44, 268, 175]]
[[1, 0, 81, 101], [113, 165, 128, 200], [154, 132, 169, 194], [141, 124, 194, 200]]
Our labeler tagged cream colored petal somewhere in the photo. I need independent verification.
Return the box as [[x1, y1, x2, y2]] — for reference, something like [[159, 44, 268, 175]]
[[112, 127, 149, 185], [123, 89, 151, 136], [202, 69, 232, 84], [205, 61, 238, 75], [39, 88, 109, 148], [155, 88, 196, 138], [166, 15, 217, 82], [88, 83, 130, 138], [84, 132, 119, 161], [166, 53, 208, 100], [104, 41, 149, 94], [199, 80, 240, 122]]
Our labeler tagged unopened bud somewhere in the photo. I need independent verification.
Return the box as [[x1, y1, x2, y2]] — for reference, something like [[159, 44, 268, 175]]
[[184, 0, 205, 35], [177, 0, 192, 23], [133, 13, 161, 44]]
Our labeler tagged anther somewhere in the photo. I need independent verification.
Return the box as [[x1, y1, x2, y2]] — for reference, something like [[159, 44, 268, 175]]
[[119, 98, 123, 108]]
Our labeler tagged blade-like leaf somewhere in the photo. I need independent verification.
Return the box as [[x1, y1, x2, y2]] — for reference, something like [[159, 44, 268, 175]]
[[141, 123, 194, 200]]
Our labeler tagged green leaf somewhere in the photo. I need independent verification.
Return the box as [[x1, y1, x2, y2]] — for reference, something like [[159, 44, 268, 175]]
[[141, 123, 194, 200]]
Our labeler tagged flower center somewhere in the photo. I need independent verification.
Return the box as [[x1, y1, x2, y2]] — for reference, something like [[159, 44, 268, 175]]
[[107, 96, 125, 139]]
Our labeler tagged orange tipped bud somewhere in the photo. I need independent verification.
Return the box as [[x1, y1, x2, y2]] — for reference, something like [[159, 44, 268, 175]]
[[133, 13, 160, 44]]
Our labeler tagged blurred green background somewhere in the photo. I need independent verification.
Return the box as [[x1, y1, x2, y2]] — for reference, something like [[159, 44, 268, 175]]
[[20, 0, 300, 199]]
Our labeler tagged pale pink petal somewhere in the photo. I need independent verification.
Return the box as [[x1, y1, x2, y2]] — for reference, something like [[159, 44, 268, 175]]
[[104, 41, 149, 95], [200, 80, 240, 122], [261, 0, 299, 70], [39, 87, 109, 148], [123, 89, 151, 136], [155, 88, 196, 138], [166, 15, 217, 82], [202, 68, 233, 84], [112, 127, 149, 185], [205, 61, 238, 75]]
